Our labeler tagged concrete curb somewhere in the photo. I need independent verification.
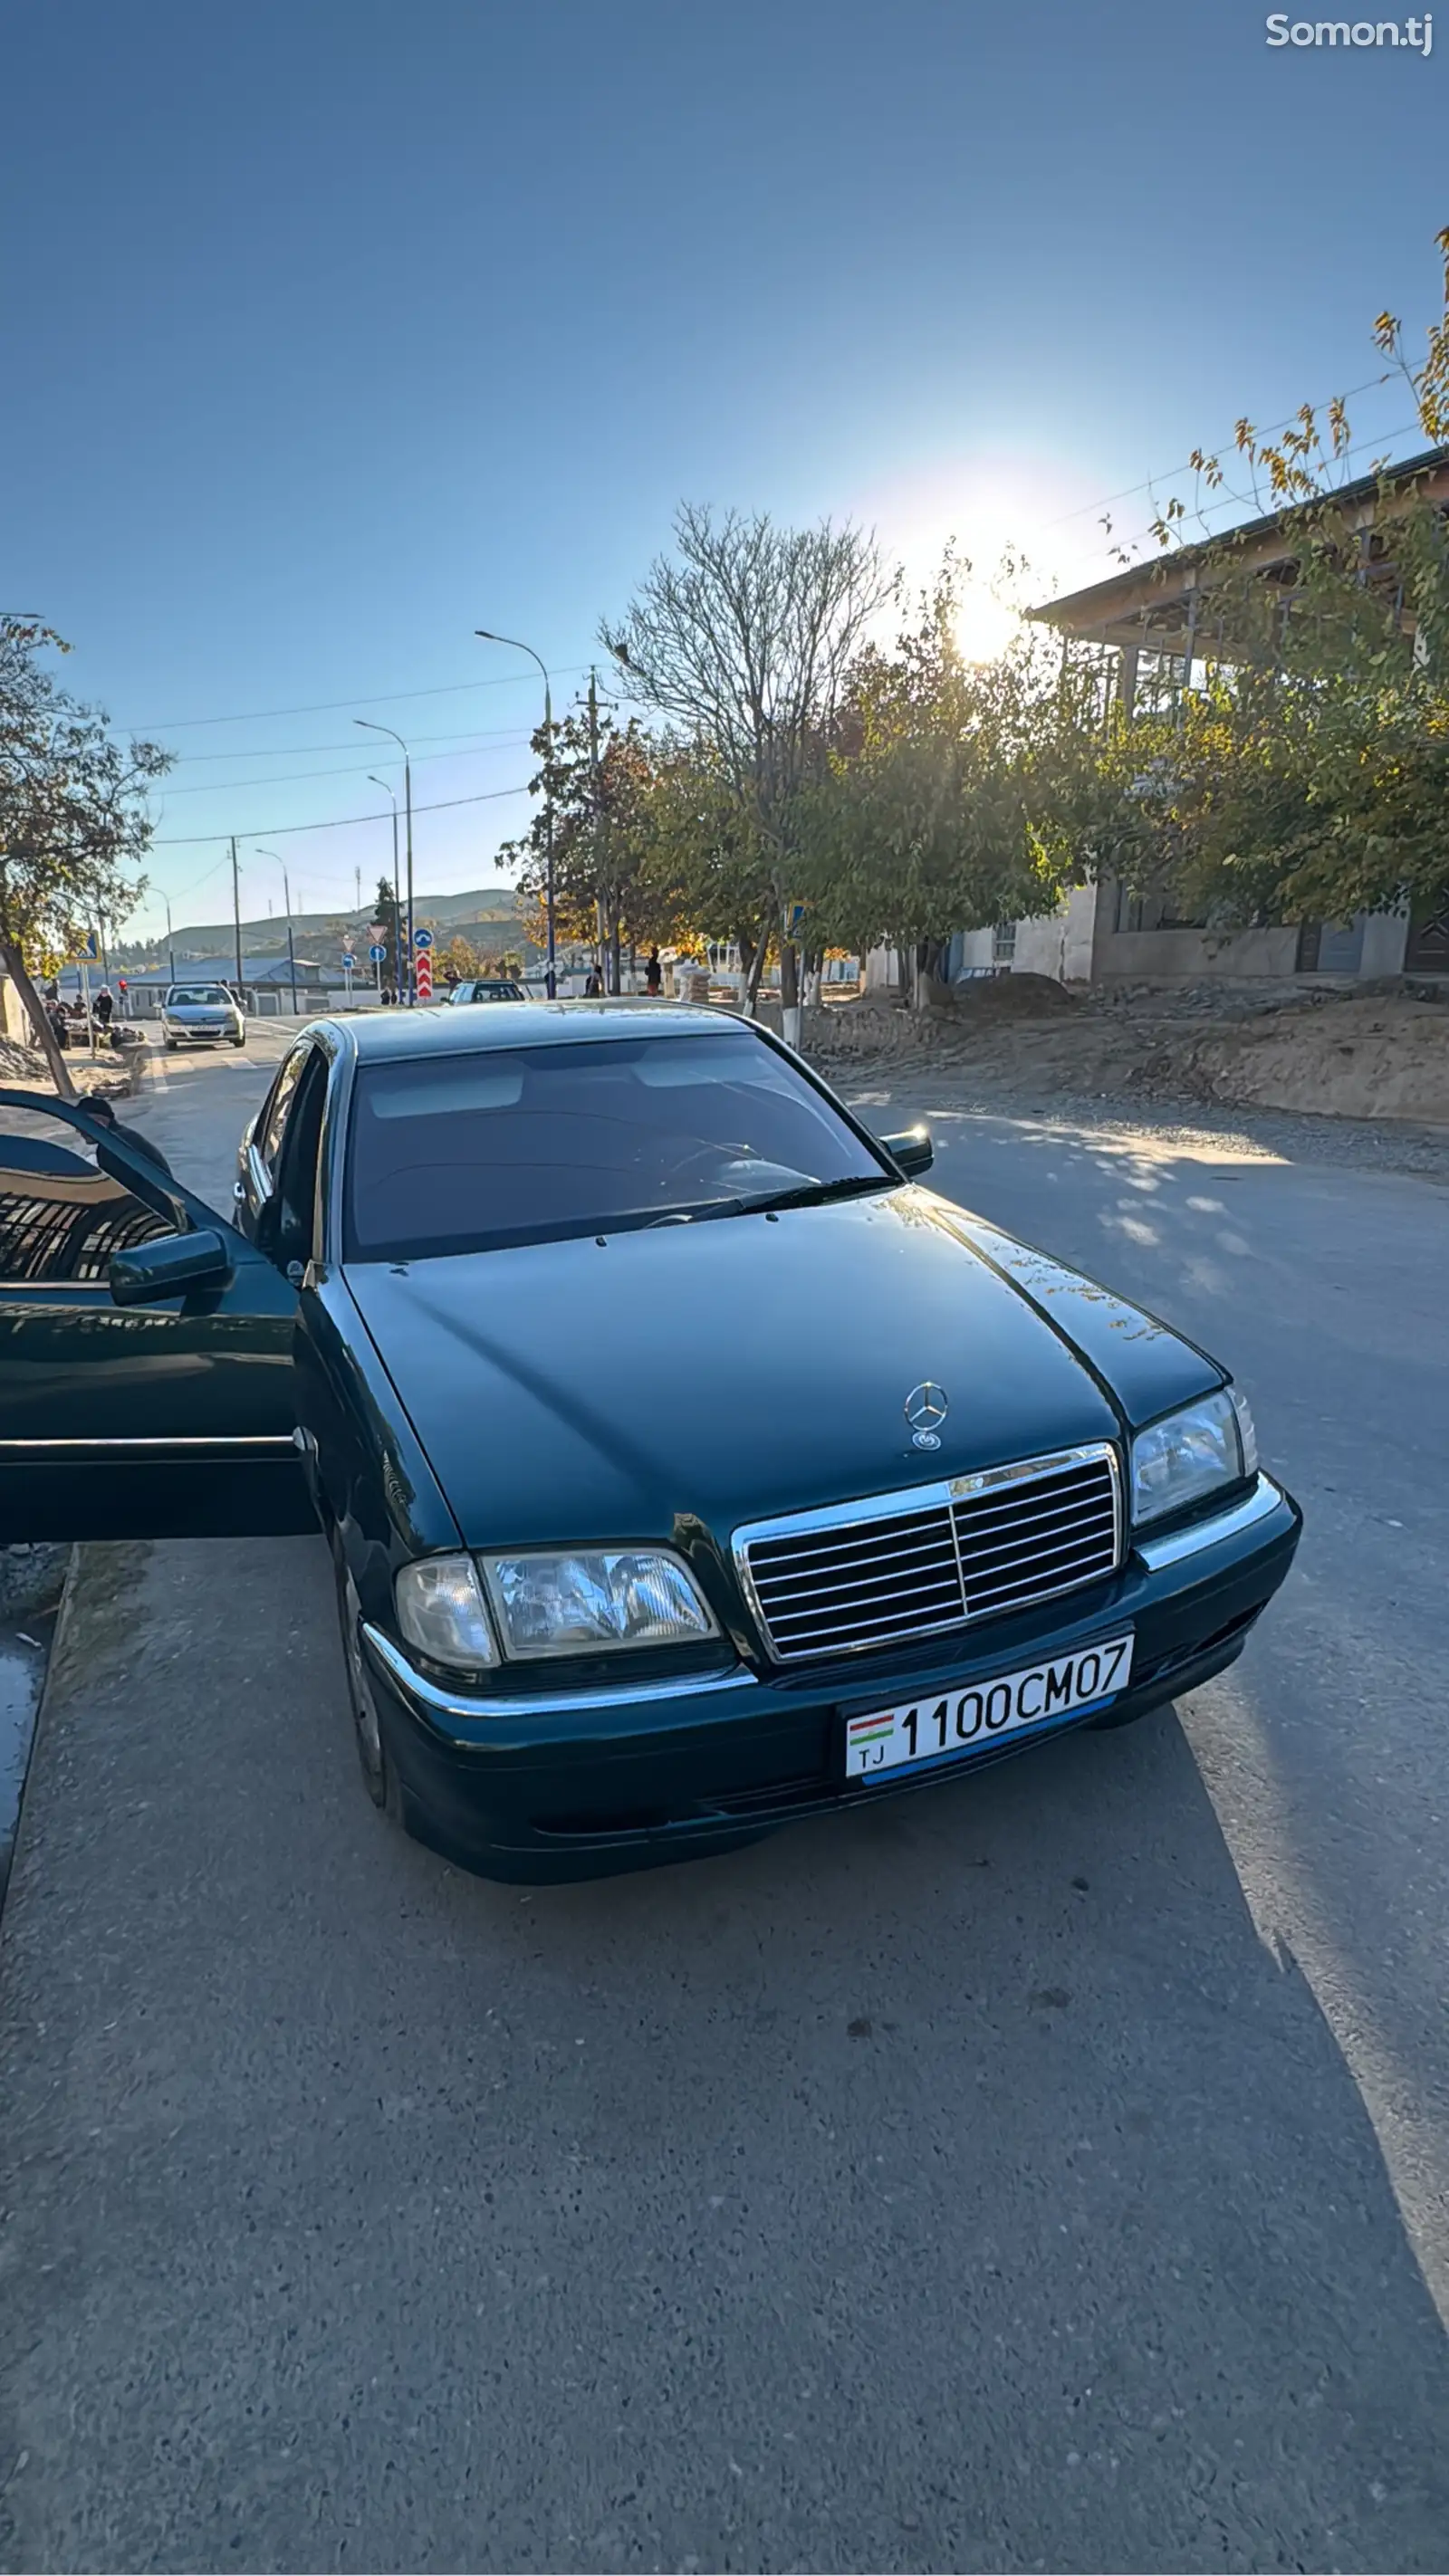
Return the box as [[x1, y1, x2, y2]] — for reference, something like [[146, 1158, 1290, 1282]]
[[0, 1542, 81, 1917]]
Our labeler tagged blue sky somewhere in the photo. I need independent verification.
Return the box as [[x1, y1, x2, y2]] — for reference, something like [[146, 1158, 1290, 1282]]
[[3, 0, 1443, 941]]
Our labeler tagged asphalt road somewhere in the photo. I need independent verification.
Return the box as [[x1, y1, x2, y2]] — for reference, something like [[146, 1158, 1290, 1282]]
[[2, 1031, 1447, 2574]]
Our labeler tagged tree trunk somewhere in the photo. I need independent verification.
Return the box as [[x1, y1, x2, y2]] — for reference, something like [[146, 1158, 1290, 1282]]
[[740, 919, 772, 1017], [1, 938, 76, 1100], [780, 941, 799, 1011], [912, 937, 949, 1010]]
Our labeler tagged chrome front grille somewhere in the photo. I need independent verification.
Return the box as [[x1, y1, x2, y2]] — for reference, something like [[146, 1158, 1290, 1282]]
[[735, 1444, 1121, 1662]]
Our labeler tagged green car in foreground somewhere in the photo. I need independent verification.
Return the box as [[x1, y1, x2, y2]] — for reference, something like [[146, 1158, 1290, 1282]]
[[0, 1005, 1301, 1882]]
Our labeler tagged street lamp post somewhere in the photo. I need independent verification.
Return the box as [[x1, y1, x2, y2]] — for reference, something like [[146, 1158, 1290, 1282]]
[[475, 629, 554, 999], [367, 776, 404, 1001], [256, 848, 300, 1015], [356, 722, 414, 1002]]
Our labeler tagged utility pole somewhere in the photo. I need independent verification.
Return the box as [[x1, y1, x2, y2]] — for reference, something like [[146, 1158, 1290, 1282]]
[[165, 898, 176, 985], [475, 631, 554, 997], [355, 723, 414, 1002], [587, 667, 607, 989], [368, 776, 402, 1001], [231, 837, 245, 1003], [258, 848, 300, 1015]]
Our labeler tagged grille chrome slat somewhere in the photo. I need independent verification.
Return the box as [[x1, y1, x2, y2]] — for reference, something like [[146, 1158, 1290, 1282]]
[[753, 1545, 960, 1604], [954, 1487, 1117, 1539], [735, 1444, 1122, 1662], [747, 1518, 956, 1573]]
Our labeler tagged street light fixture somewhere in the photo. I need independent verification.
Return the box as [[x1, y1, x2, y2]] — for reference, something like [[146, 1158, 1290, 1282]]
[[355, 722, 414, 1002], [367, 776, 404, 1001], [475, 629, 554, 999], [255, 848, 301, 1016]]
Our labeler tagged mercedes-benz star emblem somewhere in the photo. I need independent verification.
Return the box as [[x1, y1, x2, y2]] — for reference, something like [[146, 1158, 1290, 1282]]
[[905, 1382, 948, 1450]]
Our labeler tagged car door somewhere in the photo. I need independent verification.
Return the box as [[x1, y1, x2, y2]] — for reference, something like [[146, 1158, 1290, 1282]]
[[0, 1088, 317, 1543], [235, 1039, 311, 1240]]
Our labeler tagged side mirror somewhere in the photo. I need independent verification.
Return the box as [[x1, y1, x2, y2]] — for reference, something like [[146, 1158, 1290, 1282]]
[[879, 1125, 934, 1180], [110, 1229, 233, 1307]]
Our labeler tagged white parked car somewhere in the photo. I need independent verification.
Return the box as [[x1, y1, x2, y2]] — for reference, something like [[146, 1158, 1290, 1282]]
[[161, 983, 246, 1050]]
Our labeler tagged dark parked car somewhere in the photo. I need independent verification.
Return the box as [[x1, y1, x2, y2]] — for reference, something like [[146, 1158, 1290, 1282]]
[[0, 1007, 1301, 1882]]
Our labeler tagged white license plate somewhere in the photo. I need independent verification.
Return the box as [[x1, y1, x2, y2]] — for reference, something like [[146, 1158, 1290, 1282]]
[[843, 1633, 1135, 1783]]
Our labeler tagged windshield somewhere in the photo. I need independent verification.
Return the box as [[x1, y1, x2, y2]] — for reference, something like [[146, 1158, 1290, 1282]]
[[343, 1030, 889, 1261], [168, 986, 229, 1007]]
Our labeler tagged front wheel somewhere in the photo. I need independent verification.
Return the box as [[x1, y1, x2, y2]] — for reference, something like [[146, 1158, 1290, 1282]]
[[231, 1035, 246, 1048], [332, 1533, 402, 1821]]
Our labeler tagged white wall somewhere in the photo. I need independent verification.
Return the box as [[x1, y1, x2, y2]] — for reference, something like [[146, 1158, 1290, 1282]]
[[1360, 907, 1410, 976], [1011, 887, 1100, 982]]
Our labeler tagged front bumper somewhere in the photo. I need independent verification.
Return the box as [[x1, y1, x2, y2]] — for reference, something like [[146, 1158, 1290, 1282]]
[[360, 1473, 1301, 1882]]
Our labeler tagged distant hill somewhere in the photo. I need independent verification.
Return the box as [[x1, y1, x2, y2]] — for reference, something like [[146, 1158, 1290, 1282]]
[[116, 885, 528, 965]]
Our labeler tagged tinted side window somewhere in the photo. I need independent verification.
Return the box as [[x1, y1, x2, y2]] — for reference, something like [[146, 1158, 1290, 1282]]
[[273, 1052, 328, 1264], [259, 1048, 309, 1174], [0, 1103, 172, 1285]]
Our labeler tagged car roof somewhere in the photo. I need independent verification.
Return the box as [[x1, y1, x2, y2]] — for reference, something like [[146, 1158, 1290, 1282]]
[[308, 1000, 758, 1062]]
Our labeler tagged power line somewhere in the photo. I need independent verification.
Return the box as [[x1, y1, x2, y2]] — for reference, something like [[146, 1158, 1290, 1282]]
[[155, 740, 531, 799], [151, 781, 531, 847], [128, 666, 591, 733], [1041, 371, 1402, 531], [162, 721, 534, 766]]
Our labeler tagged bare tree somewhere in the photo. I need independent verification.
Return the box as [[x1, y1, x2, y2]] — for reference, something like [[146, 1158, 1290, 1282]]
[[601, 506, 895, 1008]]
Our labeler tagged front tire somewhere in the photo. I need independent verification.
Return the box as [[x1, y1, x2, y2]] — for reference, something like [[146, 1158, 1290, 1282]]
[[331, 1532, 402, 1821]]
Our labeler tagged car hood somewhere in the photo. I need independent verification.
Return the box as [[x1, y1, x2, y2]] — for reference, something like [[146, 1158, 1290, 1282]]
[[342, 1188, 1223, 1552]]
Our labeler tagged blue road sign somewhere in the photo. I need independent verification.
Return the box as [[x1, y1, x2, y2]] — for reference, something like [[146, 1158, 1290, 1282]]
[[82, 929, 101, 961], [413, 926, 434, 950], [369, 943, 388, 963], [341, 952, 357, 970], [787, 903, 806, 936]]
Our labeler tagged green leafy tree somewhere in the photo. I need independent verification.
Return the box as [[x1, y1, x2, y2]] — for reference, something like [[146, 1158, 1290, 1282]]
[[504, 709, 698, 983], [796, 562, 1073, 992], [440, 932, 484, 983], [0, 616, 169, 1095], [371, 874, 402, 990]]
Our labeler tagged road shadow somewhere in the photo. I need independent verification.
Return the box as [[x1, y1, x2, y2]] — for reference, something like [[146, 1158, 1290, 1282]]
[[2, 1537, 1446, 2572]]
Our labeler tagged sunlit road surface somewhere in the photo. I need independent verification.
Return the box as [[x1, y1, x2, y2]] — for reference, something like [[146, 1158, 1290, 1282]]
[[1, 1037, 1447, 2573]]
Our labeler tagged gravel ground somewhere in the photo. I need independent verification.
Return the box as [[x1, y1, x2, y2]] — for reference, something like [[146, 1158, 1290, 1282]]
[[824, 1049, 1449, 1182]]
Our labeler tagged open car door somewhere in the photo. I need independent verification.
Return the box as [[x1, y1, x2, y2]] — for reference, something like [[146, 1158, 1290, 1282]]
[[0, 1090, 317, 1542]]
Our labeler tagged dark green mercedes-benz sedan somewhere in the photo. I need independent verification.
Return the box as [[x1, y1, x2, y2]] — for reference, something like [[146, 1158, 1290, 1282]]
[[0, 1004, 1301, 1882]]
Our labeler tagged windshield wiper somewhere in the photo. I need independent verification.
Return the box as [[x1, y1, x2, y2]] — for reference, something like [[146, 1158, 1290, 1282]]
[[732, 1173, 893, 1217]]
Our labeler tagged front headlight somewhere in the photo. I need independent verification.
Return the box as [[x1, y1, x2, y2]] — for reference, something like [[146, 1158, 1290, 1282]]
[[1130, 1388, 1256, 1526], [396, 1555, 498, 1668], [482, 1549, 718, 1659]]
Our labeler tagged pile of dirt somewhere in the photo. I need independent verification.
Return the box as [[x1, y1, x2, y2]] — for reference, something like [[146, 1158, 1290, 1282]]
[[0, 1034, 137, 1103], [921, 972, 1080, 1020], [807, 974, 1449, 1126], [1147, 990, 1449, 1125]]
